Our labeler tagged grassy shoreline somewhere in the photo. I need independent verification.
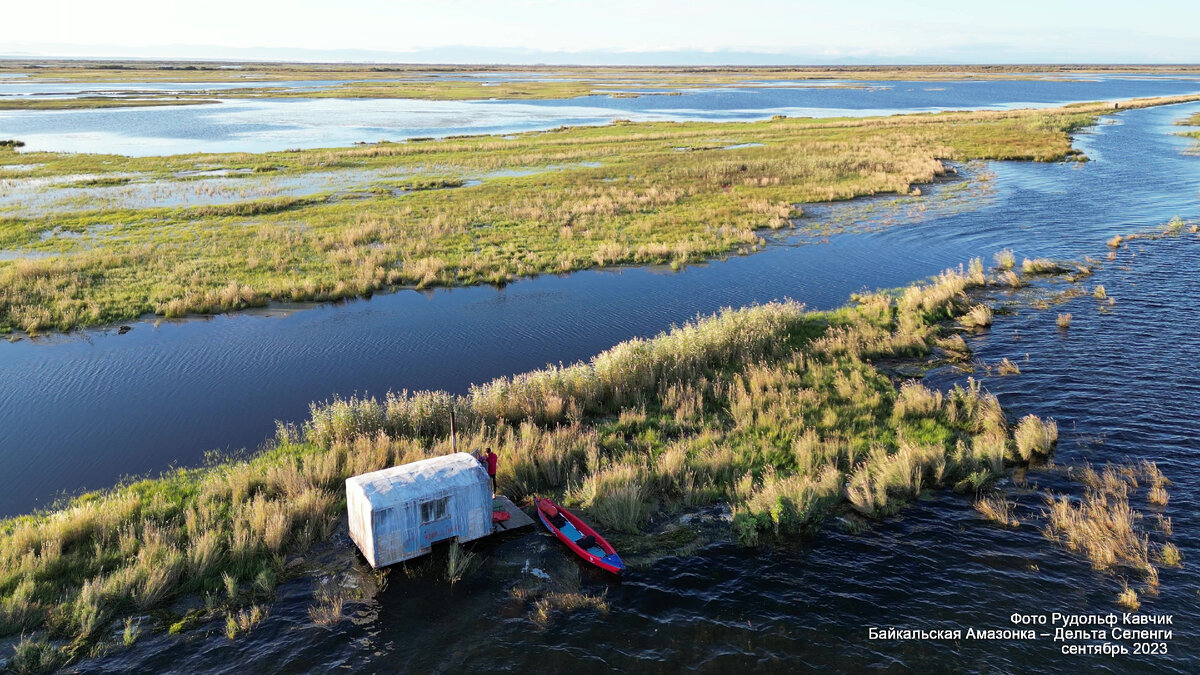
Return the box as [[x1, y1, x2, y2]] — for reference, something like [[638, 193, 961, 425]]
[[6, 61, 1200, 84], [0, 258, 1064, 669], [4, 95, 1198, 335]]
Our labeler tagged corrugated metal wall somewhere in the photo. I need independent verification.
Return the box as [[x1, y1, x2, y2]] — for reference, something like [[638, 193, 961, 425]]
[[346, 453, 492, 568]]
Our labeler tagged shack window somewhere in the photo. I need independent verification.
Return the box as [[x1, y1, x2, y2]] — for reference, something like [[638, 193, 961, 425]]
[[420, 497, 450, 523]]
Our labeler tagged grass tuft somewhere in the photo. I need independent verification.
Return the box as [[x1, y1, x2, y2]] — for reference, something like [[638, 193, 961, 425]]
[[530, 591, 610, 627], [308, 581, 348, 626], [446, 541, 480, 586], [1013, 415, 1056, 460], [975, 493, 1020, 527], [123, 616, 142, 646], [999, 270, 1024, 288], [8, 634, 65, 674], [994, 358, 1021, 376], [1117, 584, 1140, 611], [1044, 491, 1146, 573], [225, 604, 268, 640], [1159, 543, 1182, 568], [1147, 485, 1169, 506], [1022, 258, 1065, 275], [959, 304, 993, 329]]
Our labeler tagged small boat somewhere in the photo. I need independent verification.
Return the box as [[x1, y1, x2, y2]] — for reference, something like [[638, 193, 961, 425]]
[[534, 497, 625, 574]]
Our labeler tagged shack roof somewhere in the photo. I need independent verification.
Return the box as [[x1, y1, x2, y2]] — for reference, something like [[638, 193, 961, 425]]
[[346, 453, 487, 509]]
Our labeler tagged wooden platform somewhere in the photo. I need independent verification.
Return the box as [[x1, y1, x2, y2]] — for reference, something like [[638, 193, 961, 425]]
[[491, 495, 535, 533]]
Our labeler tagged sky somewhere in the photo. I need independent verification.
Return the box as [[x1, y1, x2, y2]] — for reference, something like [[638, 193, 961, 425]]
[[5, 0, 1200, 64]]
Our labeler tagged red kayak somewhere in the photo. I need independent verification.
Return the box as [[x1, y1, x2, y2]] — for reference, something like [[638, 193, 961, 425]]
[[535, 497, 625, 574]]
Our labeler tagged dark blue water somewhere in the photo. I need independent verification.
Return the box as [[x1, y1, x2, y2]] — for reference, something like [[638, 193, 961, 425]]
[[2, 75, 1199, 155], [1, 101, 1198, 519], [72, 102, 1200, 674]]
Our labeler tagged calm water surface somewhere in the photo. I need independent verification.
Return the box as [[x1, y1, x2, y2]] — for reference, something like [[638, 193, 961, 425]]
[[70, 103, 1200, 673]]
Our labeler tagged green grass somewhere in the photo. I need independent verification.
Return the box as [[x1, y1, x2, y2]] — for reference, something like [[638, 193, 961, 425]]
[[0, 260, 1059, 668], [6, 96, 1196, 334]]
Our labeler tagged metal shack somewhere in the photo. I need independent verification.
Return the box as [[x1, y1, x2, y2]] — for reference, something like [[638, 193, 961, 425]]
[[346, 453, 491, 568]]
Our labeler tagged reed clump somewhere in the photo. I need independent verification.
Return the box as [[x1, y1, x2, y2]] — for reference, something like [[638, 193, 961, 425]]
[[994, 358, 1022, 376], [6, 634, 65, 673], [975, 493, 1020, 527], [1117, 584, 1140, 611], [1043, 491, 1146, 572], [994, 249, 1016, 270], [1013, 415, 1057, 460], [445, 541, 480, 585], [1021, 258, 1065, 275], [1056, 313, 1071, 329], [1159, 543, 1182, 568], [1043, 461, 1179, 608], [509, 565, 609, 627], [999, 270, 1024, 288], [530, 591, 610, 627], [959, 304, 993, 329]]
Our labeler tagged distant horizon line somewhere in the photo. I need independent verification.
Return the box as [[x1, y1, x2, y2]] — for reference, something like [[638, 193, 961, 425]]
[[3, 42, 1199, 68], [4, 56, 1200, 68]]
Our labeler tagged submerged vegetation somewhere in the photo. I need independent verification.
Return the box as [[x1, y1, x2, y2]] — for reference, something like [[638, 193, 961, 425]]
[[0, 261, 1058, 666], [4, 96, 1197, 334]]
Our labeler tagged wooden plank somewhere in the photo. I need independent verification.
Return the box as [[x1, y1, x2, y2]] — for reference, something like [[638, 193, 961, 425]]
[[490, 495, 535, 532]]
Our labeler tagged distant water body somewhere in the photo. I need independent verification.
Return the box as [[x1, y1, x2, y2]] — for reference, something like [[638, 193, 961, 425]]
[[1, 74, 1199, 155]]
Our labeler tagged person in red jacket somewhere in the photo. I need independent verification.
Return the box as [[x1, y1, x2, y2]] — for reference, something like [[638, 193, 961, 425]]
[[484, 447, 498, 495]]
